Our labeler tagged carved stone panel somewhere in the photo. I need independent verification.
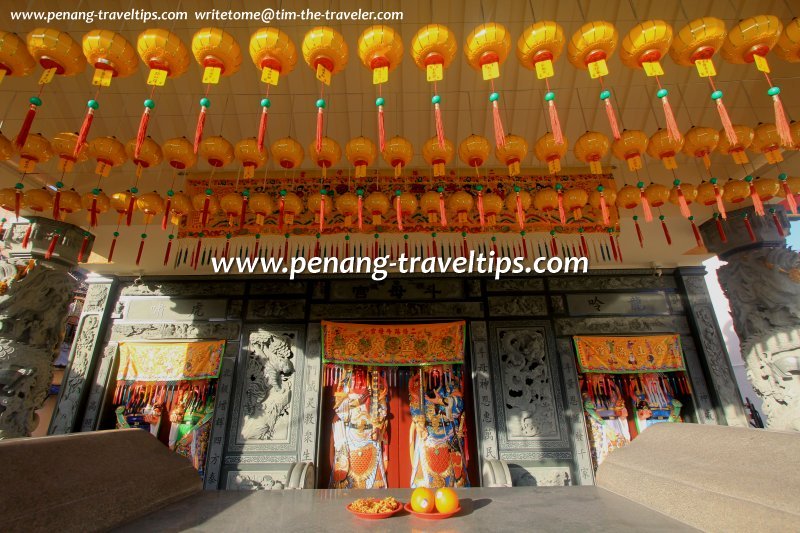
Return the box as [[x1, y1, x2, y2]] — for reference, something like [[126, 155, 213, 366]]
[[566, 292, 670, 316], [548, 275, 676, 291], [123, 298, 229, 321], [300, 323, 322, 465], [556, 338, 595, 486], [555, 316, 690, 336], [488, 295, 547, 317], [204, 344, 238, 490], [485, 278, 545, 292], [120, 281, 246, 297], [507, 465, 572, 486], [309, 301, 484, 320], [246, 300, 306, 320], [225, 469, 287, 491], [110, 321, 240, 341], [328, 278, 465, 301], [470, 321, 500, 468], [249, 280, 307, 296]]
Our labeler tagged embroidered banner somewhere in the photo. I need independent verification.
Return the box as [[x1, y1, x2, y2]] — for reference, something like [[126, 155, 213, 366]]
[[573, 335, 685, 373], [322, 321, 465, 366], [180, 169, 618, 238], [117, 340, 225, 381]]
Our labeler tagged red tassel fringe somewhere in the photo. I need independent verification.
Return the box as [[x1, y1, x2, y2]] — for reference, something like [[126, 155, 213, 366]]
[[640, 190, 653, 222], [257, 107, 268, 151], [744, 217, 756, 242], [677, 188, 691, 218], [21, 224, 32, 248], [77, 236, 89, 262], [548, 100, 564, 145], [773, 95, 792, 147], [126, 195, 135, 226], [135, 108, 150, 159], [315, 107, 323, 153], [749, 184, 765, 216], [580, 234, 588, 256], [107, 237, 117, 262], [716, 218, 727, 243], [783, 183, 797, 214], [557, 190, 566, 224], [319, 196, 326, 233], [604, 98, 621, 140], [395, 196, 403, 232], [714, 184, 727, 219], [550, 235, 558, 257], [53, 191, 61, 221], [162, 198, 171, 230], [492, 101, 506, 149], [377, 105, 385, 152], [609, 234, 619, 261], [45, 233, 58, 260], [434, 102, 445, 149], [278, 197, 285, 231], [14, 190, 21, 220], [201, 196, 210, 227], [716, 98, 738, 146], [599, 194, 610, 225], [90, 197, 99, 227], [240, 197, 248, 228], [691, 221, 704, 248], [163, 240, 172, 265], [135, 239, 145, 265], [477, 192, 485, 229], [634, 219, 644, 247], [74, 109, 94, 159], [772, 213, 785, 236], [439, 194, 447, 227], [193, 106, 207, 154], [16, 104, 38, 149], [515, 193, 525, 230], [661, 95, 681, 143], [661, 220, 672, 245]]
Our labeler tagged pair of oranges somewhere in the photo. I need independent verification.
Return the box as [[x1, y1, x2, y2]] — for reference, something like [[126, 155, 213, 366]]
[[410, 487, 459, 514]]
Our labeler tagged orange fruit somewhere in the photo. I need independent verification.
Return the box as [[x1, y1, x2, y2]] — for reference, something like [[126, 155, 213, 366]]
[[410, 487, 435, 513], [434, 487, 459, 514]]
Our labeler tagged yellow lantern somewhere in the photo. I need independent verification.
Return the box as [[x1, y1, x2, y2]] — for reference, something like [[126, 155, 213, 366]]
[[590, 187, 618, 215], [23, 188, 53, 214], [517, 22, 567, 144], [158, 137, 195, 171], [110, 191, 132, 222], [753, 177, 780, 201], [302, 27, 348, 154], [249, 27, 297, 75], [136, 191, 164, 225], [168, 192, 193, 226], [57, 189, 82, 218], [308, 192, 333, 222], [611, 129, 648, 171], [51, 132, 88, 173], [669, 182, 698, 218], [220, 192, 245, 227], [88, 136, 126, 177], [696, 182, 718, 207], [568, 21, 621, 139], [393, 191, 418, 231], [249, 193, 274, 227], [0, 133, 13, 161], [563, 188, 589, 220], [534, 188, 559, 212], [465, 23, 512, 148], [495, 134, 528, 177], [192, 191, 221, 220], [358, 25, 403, 151], [422, 136, 454, 178], [775, 17, 800, 63], [647, 129, 684, 169], [644, 183, 670, 207], [364, 191, 390, 225], [82, 30, 138, 79], [279, 191, 304, 228], [0, 31, 35, 77], [81, 190, 110, 221], [137, 29, 189, 77], [534, 132, 568, 174], [271, 137, 304, 170], [335, 192, 360, 227], [420, 190, 444, 225], [682, 126, 719, 169], [200, 135, 234, 168], [125, 137, 162, 177], [717, 124, 754, 164], [751, 123, 784, 164], [723, 179, 749, 204], [345, 136, 377, 178], [0, 187, 22, 216], [458, 134, 490, 170], [574, 131, 609, 174], [382, 136, 413, 177], [616, 185, 641, 209], [235, 138, 268, 178], [483, 193, 504, 226], [411, 24, 458, 147], [791, 121, 800, 150], [27, 28, 86, 76], [16, 133, 52, 173], [506, 189, 532, 213], [447, 190, 474, 225], [309, 137, 341, 178]]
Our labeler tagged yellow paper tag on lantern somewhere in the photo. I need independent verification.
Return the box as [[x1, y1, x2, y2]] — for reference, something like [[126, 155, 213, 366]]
[[662, 156, 677, 170], [372, 66, 388, 85], [508, 161, 520, 177], [765, 149, 783, 164], [535, 59, 554, 79], [355, 164, 366, 178], [694, 59, 716, 77], [316, 64, 332, 85], [92, 68, 113, 87], [244, 165, 255, 179], [95, 161, 112, 177], [202, 66, 221, 84], [394, 163, 402, 178], [548, 159, 561, 174], [18, 158, 36, 173], [702, 154, 711, 170], [147, 68, 168, 86], [0, 70, 6, 85], [426, 63, 443, 82], [588, 59, 609, 79], [261, 66, 279, 86], [642, 61, 664, 77], [58, 159, 74, 173], [482, 61, 500, 81], [433, 162, 445, 177], [753, 54, 770, 73], [135, 163, 143, 179], [627, 155, 643, 171], [732, 150, 749, 164], [38, 67, 56, 85], [589, 160, 603, 174]]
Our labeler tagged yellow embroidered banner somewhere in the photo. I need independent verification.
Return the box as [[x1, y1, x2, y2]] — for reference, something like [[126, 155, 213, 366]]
[[573, 335, 685, 373], [117, 340, 225, 381], [322, 321, 465, 366]]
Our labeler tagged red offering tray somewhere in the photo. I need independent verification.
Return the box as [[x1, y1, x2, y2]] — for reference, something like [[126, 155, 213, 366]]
[[404, 502, 462, 519], [347, 500, 404, 520]]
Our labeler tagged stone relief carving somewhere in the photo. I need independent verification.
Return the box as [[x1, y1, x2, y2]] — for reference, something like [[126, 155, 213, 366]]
[[494, 327, 557, 439], [717, 246, 800, 431], [83, 284, 110, 312], [310, 301, 483, 320], [485, 278, 545, 292], [227, 471, 286, 490], [246, 300, 305, 320], [0, 261, 75, 438], [120, 281, 245, 297], [548, 275, 675, 291], [550, 295, 566, 314], [249, 280, 307, 295], [508, 465, 571, 486], [555, 316, 689, 336], [488, 296, 547, 317], [110, 321, 240, 341], [239, 331, 296, 441]]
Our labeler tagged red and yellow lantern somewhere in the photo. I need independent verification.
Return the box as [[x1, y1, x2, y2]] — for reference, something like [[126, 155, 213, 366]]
[[249, 193, 275, 227], [447, 190, 474, 225], [271, 137, 304, 170], [0, 31, 35, 81], [277, 190, 304, 229], [495, 134, 528, 177], [302, 27, 348, 154], [346, 136, 377, 179], [235, 137, 268, 179], [574, 130, 609, 175], [647, 129, 684, 170], [364, 191, 390, 226], [750, 123, 785, 164], [534, 132, 568, 174], [196, 135, 234, 226], [382, 136, 413, 178], [411, 24, 457, 149], [611, 129, 648, 171], [309, 136, 341, 180], [682, 126, 719, 169], [358, 25, 403, 152], [717, 124, 754, 164], [465, 23, 512, 148]]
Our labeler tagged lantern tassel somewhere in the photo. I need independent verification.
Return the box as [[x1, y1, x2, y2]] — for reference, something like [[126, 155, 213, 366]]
[[53, 190, 61, 221], [434, 102, 445, 149], [107, 236, 117, 263], [377, 105, 386, 152], [749, 183, 765, 217], [599, 193, 610, 225], [462, 236, 469, 258], [492, 100, 506, 149], [21, 224, 32, 248], [715, 216, 727, 243], [522, 235, 529, 258], [126, 195, 135, 226], [278, 197, 285, 231], [240, 196, 248, 228], [714, 184, 727, 219], [251, 237, 260, 260], [432, 236, 438, 258], [283, 238, 289, 261], [609, 233, 619, 261], [548, 100, 564, 145], [661, 95, 682, 143], [661, 219, 672, 245], [772, 94, 792, 147], [676, 188, 692, 218], [90, 197, 99, 227], [136, 238, 145, 266], [439, 193, 447, 227], [162, 199, 171, 230], [782, 182, 797, 214], [45, 233, 59, 260], [477, 191, 485, 229], [550, 235, 558, 257], [14, 189, 22, 220], [319, 196, 326, 233], [640, 189, 653, 222], [193, 106, 207, 154], [257, 107, 268, 151], [744, 216, 756, 242], [77, 236, 89, 262], [163, 240, 172, 265], [691, 220, 703, 248], [135, 108, 151, 159], [74, 108, 95, 159], [357, 195, 364, 230], [634, 219, 644, 247], [616, 235, 623, 262], [395, 196, 403, 232], [580, 234, 589, 256], [604, 98, 621, 140], [16, 103, 38, 149], [557, 190, 566, 224], [201, 195, 210, 227], [772, 212, 785, 237], [716, 98, 738, 146], [515, 193, 525, 230], [192, 237, 203, 269], [315, 107, 324, 153]]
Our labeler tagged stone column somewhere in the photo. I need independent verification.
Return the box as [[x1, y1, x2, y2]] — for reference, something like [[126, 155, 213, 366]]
[[0, 216, 93, 439], [700, 205, 800, 431]]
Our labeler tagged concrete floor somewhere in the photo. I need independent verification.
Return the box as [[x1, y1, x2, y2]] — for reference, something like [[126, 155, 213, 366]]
[[119, 487, 695, 532]]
